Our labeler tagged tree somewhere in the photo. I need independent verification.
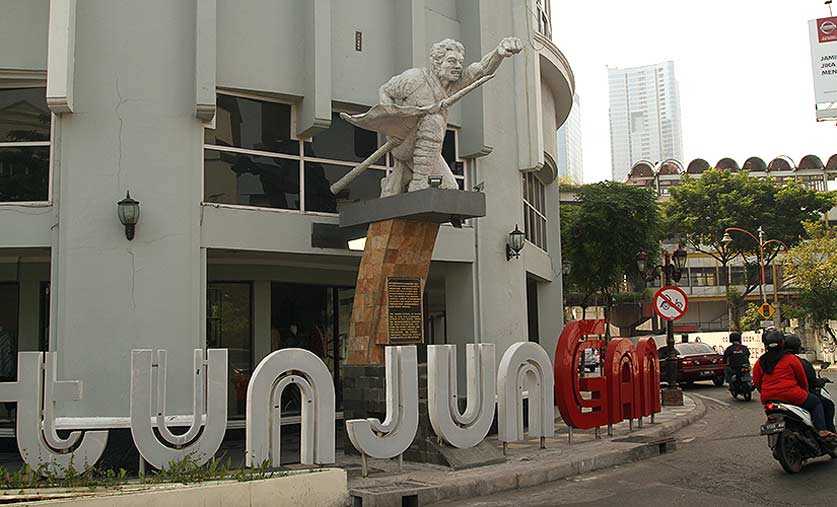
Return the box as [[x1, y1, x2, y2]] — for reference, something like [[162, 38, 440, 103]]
[[784, 222, 837, 344], [663, 169, 835, 328], [561, 181, 660, 325]]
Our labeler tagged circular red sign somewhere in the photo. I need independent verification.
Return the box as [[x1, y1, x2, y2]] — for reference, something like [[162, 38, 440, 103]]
[[653, 286, 689, 322]]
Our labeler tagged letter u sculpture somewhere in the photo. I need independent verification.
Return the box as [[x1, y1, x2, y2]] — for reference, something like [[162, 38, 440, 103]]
[[427, 344, 496, 448], [130, 349, 227, 470], [0, 352, 107, 477]]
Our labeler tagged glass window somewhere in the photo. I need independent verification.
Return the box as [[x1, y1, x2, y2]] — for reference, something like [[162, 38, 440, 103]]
[[0, 88, 50, 142], [0, 146, 50, 202], [689, 267, 717, 287], [304, 162, 384, 213], [522, 172, 548, 251], [207, 282, 252, 418], [206, 95, 297, 156], [0, 283, 19, 381], [204, 149, 300, 209], [0, 87, 51, 202], [306, 113, 379, 163]]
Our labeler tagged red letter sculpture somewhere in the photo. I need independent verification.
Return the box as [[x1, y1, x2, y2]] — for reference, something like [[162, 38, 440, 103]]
[[635, 337, 662, 417], [554, 320, 609, 429], [604, 339, 641, 425]]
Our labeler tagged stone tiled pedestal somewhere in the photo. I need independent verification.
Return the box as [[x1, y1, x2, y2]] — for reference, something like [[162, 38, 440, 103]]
[[346, 219, 439, 365], [339, 189, 488, 463]]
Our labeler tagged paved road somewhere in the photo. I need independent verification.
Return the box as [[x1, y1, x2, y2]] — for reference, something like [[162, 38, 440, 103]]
[[437, 374, 837, 506]]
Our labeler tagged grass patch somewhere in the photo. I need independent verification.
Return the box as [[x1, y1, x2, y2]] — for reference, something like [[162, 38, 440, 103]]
[[0, 455, 290, 491]]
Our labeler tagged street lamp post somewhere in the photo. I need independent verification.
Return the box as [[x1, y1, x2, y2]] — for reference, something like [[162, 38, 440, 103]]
[[637, 244, 688, 405], [722, 227, 788, 327]]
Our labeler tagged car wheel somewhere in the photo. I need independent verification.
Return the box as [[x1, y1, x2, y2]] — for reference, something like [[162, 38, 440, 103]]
[[712, 376, 724, 387]]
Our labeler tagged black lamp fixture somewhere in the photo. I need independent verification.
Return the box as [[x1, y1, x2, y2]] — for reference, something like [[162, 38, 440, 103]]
[[117, 191, 140, 240], [636, 244, 688, 283], [672, 243, 688, 272], [506, 224, 525, 261]]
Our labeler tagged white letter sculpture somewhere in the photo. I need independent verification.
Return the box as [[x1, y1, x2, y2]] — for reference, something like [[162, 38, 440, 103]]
[[346, 346, 418, 459], [245, 348, 335, 467], [0, 352, 107, 477], [130, 349, 227, 470], [496, 342, 555, 443], [428, 344, 496, 448]]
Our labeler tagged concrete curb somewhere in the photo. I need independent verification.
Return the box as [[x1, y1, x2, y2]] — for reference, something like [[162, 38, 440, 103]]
[[349, 395, 707, 506], [427, 396, 707, 505]]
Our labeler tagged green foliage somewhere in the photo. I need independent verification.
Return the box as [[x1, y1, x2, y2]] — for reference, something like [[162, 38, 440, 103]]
[[0, 456, 286, 491], [561, 181, 660, 306], [664, 169, 834, 267], [784, 223, 837, 341], [739, 303, 761, 332]]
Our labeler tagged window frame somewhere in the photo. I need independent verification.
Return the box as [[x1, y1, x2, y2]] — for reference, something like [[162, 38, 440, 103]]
[[0, 81, 54, 205], [203, 91, 469, 217], [522, 171, 548, 252]]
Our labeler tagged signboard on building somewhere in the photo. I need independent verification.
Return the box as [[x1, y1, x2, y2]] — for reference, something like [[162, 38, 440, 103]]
[[386, 277, 424, 344], [809, 17, 837, 120]]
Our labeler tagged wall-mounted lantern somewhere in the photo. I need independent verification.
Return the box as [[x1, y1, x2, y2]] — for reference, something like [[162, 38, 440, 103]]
[[506, 225, 525, 261], [117, 191, 140, 241]]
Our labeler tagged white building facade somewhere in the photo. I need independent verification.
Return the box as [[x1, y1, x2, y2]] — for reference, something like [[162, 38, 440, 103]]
[[0, 0, 573, 427], [557, 93, 583, 184], [608, 61, 683, 182]]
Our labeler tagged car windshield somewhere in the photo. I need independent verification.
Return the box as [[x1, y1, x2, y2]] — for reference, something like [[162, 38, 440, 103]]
[[675, 343, 715, 356]]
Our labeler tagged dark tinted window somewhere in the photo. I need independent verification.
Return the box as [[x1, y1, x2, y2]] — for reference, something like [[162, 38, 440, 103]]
[[304, 162, 384, 213], [205, 95, 297, 155], [0, 88, 50, 142], [306, 113, 379, 163], [0, 146, 50, 201], [203, 149, 300, 209]]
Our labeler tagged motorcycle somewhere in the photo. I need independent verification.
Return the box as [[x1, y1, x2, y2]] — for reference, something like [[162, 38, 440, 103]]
[[760, 361, 836, 473], [729, 365, 754, 401]]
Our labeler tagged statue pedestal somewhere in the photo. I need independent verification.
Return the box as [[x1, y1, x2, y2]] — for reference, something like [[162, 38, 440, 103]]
[[340, 189, 490, 465], [343, 188, 486, 365]]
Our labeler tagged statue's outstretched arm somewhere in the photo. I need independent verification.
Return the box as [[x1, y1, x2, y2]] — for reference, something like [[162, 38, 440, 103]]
[[462, 37, 523, 86]]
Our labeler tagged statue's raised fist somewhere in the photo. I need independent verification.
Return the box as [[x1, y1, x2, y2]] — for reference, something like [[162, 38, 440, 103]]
[[497, 37, 523, 57]]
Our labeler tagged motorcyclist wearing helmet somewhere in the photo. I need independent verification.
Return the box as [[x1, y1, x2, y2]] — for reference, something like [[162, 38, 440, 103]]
[[784, 334, 836, 432], [753, 330, 837, 440], [723, 332, 750, 383]]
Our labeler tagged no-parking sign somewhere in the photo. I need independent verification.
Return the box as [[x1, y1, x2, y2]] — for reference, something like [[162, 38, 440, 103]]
[[653, 286, 688, 322]]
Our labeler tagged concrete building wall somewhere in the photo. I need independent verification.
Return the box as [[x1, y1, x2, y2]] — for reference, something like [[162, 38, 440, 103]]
[[0, 0, 49, 71], [0, 0, 573, 419]]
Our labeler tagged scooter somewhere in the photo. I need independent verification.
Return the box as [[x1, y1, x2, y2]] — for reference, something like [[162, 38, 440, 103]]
[[729, 365, 754, 401], [760, 361, 836, 473]]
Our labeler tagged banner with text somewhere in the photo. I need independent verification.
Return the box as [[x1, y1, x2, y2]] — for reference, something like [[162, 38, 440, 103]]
[[809, 17, 837, 120]]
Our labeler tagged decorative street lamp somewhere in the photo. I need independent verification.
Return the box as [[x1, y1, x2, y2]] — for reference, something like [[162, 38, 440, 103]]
[[637, 243, 689, 405], [723, 226, 788, 327], [506, 225, 526, 261], [117, 191, 141, 241]]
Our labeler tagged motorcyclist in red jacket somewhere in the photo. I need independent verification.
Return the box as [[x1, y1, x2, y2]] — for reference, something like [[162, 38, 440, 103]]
[[753, 330, 837, 441]]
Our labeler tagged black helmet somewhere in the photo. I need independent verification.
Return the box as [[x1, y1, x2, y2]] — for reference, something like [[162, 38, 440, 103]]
[[784, 334, 802, 354], [729, 332, 742, 344], [762, 330, 784, 350]]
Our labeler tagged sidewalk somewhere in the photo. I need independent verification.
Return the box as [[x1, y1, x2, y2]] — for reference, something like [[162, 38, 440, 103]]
[[345, 395, 706, 507]]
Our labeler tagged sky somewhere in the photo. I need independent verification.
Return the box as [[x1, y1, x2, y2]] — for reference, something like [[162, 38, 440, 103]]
[[551, 0, 837, 183]]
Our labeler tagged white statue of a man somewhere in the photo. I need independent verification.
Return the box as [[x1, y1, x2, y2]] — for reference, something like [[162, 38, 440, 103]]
[[336, 37, 523, 198]]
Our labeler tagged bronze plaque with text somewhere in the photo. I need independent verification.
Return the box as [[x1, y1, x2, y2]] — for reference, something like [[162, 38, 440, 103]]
[[386, 277, 424, 344]]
